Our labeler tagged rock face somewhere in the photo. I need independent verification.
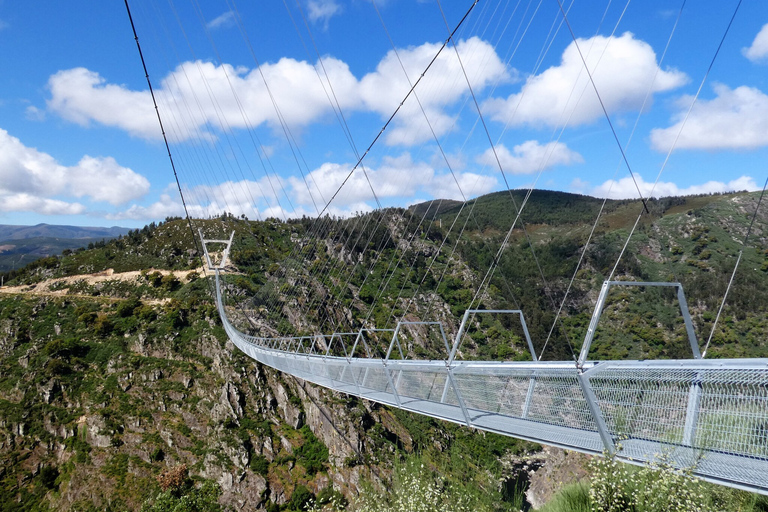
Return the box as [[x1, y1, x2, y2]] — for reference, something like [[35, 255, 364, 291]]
[[2, 294, 489, 511], [526, 446, 591, 509]]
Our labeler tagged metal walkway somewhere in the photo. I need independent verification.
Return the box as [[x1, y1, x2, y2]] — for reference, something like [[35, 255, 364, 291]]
[[214, 271, 768, 494]]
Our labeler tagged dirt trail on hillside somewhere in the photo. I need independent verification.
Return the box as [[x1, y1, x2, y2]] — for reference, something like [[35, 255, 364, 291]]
[[0, 267, 207, 301]]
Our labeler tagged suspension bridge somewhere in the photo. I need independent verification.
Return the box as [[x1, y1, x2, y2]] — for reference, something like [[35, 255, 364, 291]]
[[124, 0, 768, 497], [204, 233, 768, 495]]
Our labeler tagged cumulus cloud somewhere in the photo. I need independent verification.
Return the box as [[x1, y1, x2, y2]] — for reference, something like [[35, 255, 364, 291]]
[[111, 193, 185, 221], [0, 194, 85, 216], [46, 38, 507, 146], [428, 172, 497, 200], [0, 128, 149, 215], [47, 68, 159, 139], [476, 140, 583, 175], [289, 154, 433, 207], [588, 173, 758, 199], [743, 23, 768, 62], [650, 84, 768, 152], [207, 11, 236, 30], [68, 156, 150, 205], [484, 32, 687, 128], [47, 60, 359, 141], [114, 153, 497, 220], [361, 37, 509, 145], [290, 153, 497, 207]]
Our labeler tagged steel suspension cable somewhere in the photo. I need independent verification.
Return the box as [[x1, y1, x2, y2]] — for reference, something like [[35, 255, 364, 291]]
[[554, 0, 649, 215], [703, 177, 768, 357], [434, 0, 582, 360], [540, 0, 686, 360], [124, 0, 209, 289], [606, 0, 744, 286]]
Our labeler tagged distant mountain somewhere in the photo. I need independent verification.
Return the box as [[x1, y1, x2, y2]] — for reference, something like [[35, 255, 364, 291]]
[[0, 223, 130, 241], [0, 223, 131, 272]]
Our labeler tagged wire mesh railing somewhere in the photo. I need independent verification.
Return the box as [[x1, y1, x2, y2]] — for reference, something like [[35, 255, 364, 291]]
[[215, 270, 768, 494]]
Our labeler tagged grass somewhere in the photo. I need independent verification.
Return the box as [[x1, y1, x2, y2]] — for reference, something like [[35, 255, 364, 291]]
[[536, 482, 591, 512]]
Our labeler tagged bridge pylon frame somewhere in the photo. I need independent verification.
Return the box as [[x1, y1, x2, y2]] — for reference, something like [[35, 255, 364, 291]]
[[214, 270, 768, 495]]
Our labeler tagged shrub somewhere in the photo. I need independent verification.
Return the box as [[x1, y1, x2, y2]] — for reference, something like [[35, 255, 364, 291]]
[[141, 480, 222, 512], [150, 447, 165, 462], [148, 271, 163, 287], [117, 297, 141, 317], [40, 466, 59, 490], [353, 459, 476, 512], [157, 464, 188, 492], [584, 452, 716, 512], [250, 455, 269, 477], [161, 273, 180, 291], [289, 485, 314, 511], [296, 425, 329, 475], [93, 313, 114, 337]]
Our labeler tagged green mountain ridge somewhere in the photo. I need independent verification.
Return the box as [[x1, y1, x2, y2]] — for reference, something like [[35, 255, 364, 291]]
[[0, 224, 132, 273], [1, 189, 767, 510], [0, 224, 131, 241]]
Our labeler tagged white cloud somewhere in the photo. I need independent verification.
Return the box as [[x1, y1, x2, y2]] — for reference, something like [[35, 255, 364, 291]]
[[47, 60, 359, 141], [360, 37, 509, 145], [113, 153, 497, 220], [69, 156, 150, 205], [47, 68, 159, 139], [24, 105, 45, 121], [588, 173, 758, 199], [427, 172, 497, 200], [476, 140, 583, 175], [46, 38, 507, 146], [0, 128, 149, 215], [111, 193, 185, 221], [0, 19, 8, 31], [484, 32, 687, 128], [288, 152, 498, 207], [743, 23, 768, 62], [111, 179, 373, 221], [650, 84, 768, 152], [207, 11, 235, 30], [307, 0, 341, 28], [0, 194, 85, 216], [288, 154, 433, 207]]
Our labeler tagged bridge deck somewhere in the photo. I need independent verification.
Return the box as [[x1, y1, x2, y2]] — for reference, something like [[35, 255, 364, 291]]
[[215, 272, 768, 494]]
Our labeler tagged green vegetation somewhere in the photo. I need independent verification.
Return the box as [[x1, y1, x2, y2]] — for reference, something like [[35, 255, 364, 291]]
[[2, 190, 768, 511], [349, 457, 486, 512], [538, 453, 768, 512]]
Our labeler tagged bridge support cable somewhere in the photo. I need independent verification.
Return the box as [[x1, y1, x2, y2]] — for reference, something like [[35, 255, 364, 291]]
[[539, 0, 688, 361], [368, 1, 544, 336], [435, 0, 633, 363], [553, 0, 648, 214], [202, 0, 384, 327], [703, 174, 768, 358], [270, 0, 486, 331], [214, 267, 768, 495], [604, 0, 744, 285], [123, 0, 211, 295]]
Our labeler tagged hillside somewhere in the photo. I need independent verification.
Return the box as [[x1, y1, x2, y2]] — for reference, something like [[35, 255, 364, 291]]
[[0, 217, 535, 511], [0, 224, 131, 273], [0, 224, 130, 241], [2, 189, 768, 510]]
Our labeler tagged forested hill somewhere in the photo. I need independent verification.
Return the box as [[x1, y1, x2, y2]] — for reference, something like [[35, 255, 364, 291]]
[[0, 224, 130, 241], [1, 189, 767, 510], [0, 223, 131, 273]]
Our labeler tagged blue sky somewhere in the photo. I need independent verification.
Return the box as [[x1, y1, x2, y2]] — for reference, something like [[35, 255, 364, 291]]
[[1, 0, 767, 228]]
